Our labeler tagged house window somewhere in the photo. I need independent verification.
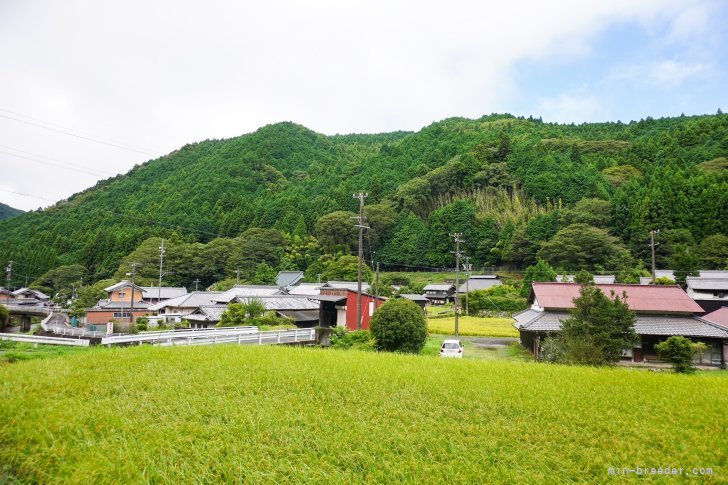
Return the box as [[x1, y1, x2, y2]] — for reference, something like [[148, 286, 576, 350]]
[[113, 312, 131, 318], [118, 292, 126, 299]]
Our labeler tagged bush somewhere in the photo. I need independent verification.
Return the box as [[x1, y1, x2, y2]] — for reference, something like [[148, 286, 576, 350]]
[[539, 335, 565, 363], [369, 298, 427, 353], [175, 319, 190, 329], [562, 337, 607, 366], [655, 336, 708, 374], [462, 285, 527, 314], [0, 305, 9, 331], [330, 328, 376, 351]]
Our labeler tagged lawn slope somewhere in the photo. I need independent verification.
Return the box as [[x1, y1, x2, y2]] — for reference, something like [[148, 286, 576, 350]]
[[1, 345, 725, 482]]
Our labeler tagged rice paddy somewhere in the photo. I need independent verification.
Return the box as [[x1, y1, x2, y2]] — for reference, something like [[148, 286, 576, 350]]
[[427, 315, 519, 337], [1, 344, 725, 482]]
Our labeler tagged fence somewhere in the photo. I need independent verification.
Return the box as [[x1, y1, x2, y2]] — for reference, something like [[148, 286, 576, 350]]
[[100, 327, 316, 347], [0, 333, 90, 347]]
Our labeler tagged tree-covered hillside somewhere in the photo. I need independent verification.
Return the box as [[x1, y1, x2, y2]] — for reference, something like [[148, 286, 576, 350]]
[[1, 114, 726, 291], [0, 202, 22, 221]]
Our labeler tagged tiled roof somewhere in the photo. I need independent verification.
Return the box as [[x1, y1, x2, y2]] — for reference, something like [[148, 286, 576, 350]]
[[686, 277, 728, 291], [531, 283, 703, 313], [276, 271, 304, 288], [12, 287, 50, 299], [185, 305, 227, 322], [400, 294, 428, 302], [215, 286, 285, 303], [103, 280, 145, 293], [699, 270, 728, 278], [702, 307, 728, 328], [423, 284, 455, 291], [320, 281, 371, 292], [459, 277, 501, 293], [141, 287, 188, 300], [234, 295, 320, 311], [287, 283, 322, 296], [90, 300, 152, 310], [151, 292, 222, 311], [518, 310, 728, 338]]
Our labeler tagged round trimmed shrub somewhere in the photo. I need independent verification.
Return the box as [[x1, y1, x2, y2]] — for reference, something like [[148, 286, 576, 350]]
[[369, 298, 427, 353]]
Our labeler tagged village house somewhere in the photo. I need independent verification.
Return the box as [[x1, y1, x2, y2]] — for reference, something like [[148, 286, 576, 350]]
[[275, 271, 304, 289], [685, 271, 728, 314], [86, 281, 151, 324], [422, 283, 456, 305], [214, 285, 286, 304], [12, 287, 50, 305], [515, 282, 728, 368], [140, 286, 188, 305], [0, 287, 16, 303], [458, 274, 501, 293], [400, 294, 428, 311], [150, 291, 222, 323]]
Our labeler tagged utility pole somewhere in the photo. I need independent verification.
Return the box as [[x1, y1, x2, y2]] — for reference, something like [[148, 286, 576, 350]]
[[374, 261, 380, 310], [352, 192, 369, 330], [463, 256, 472, 316], [127, 262, 139, 324], [4, 261, 12, 303], [235, 269, 241, 286], [193, 278, 200, 291], [158, 239, 165, 303], [650, 229, 660, 284], [450, 233, 463, 337]]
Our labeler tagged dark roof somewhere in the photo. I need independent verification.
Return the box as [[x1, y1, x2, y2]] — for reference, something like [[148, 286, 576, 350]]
[[185, 305, 227, 322], [531, 283, 703, 314], [320, 281, 371, 292], [306, 294, 347, 303], [517, 309, 728, 338], [276, 271, 304, 288]]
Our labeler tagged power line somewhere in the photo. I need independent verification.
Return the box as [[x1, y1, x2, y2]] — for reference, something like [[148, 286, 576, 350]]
[[0, 148, 111, 177], [0, 110, 153, 156]]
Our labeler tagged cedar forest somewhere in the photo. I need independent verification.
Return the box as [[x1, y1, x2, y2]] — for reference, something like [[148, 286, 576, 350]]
[[1, 113, 727, 296]]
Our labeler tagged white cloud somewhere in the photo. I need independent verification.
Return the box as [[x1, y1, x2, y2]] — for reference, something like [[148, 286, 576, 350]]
[[0, 0, 722, 210], [537, 94, 604, 124]]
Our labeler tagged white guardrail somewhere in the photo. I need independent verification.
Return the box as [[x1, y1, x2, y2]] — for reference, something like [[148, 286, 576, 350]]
[[0, 333, 90, 346], [100, 327, 316, 347]]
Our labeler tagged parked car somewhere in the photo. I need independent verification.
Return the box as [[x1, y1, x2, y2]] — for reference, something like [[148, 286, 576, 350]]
[[440, 339, 464, 358]]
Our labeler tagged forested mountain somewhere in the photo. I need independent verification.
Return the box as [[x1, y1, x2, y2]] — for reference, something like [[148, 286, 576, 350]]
[[1, 113, 727, 292], [0, 202, 22, 221]]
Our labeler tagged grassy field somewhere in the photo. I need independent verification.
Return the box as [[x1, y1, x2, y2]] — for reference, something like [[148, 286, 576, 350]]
[[1, 345, 725, 482], [428, 315, 519, 337], [0, 340, 91, 364]]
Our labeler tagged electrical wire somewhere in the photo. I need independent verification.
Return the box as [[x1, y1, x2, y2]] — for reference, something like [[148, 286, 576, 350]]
[[0, 109, 153, 155]]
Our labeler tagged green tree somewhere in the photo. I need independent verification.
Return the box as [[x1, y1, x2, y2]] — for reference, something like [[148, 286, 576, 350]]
[[668, 244, 700, 284], [322, 255, 372, 282], [520, 259, 557, 297], [560, 280, 637, 365], [698, 234, 728, 269], [369, 298, 427, 353], [219, 303, 247, 326], [0, 305, 9, 331], [315, 211, 357, 250], [655, 336, 708, 374], [252, 262, 277, 285], [538, 224, 630, 271]]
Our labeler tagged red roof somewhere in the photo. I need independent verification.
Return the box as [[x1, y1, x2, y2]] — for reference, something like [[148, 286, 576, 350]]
[[531, 283, 703, 314], [702, 307, 728, 328]]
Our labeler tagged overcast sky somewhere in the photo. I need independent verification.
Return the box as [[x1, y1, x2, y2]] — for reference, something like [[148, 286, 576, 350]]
[[1, 0, 726, 211]]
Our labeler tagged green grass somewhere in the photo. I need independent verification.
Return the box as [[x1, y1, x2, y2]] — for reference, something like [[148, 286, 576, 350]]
[[422, 336, 532, 362], [1, 345, 725, 482], [0, 340, 91, 364], [428, 315, 519, 337]]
